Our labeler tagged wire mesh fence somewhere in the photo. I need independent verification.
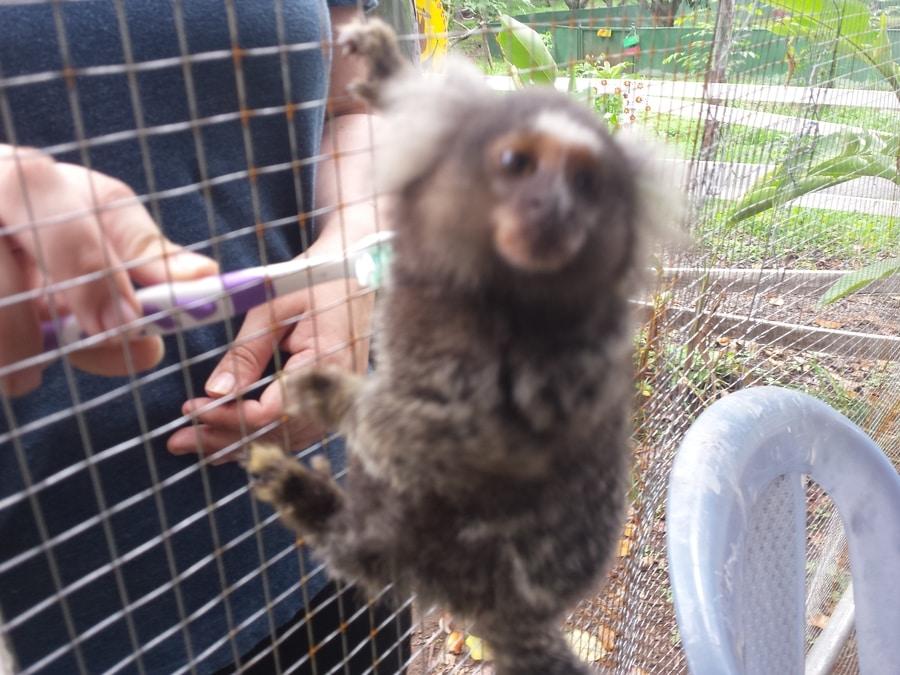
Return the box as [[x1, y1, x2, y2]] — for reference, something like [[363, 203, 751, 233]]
[[0, 0, 897, 673]]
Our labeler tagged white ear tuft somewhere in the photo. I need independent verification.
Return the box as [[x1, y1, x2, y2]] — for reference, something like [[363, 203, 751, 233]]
[[373, 57, 490, 194], [614, 127, 687, 248]]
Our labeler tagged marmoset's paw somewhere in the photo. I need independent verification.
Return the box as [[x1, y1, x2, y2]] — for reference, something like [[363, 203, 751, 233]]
[[246, 443, 294, 506], [247, 443, 342, 534], [337, 19, 405, 105], [289, 367, 359, 429], [337, 18, 397, 61]]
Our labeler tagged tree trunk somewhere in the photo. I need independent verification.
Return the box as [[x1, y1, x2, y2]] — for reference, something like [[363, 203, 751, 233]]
[[480, 22, 494, 72], [699, 0, 734, 161]]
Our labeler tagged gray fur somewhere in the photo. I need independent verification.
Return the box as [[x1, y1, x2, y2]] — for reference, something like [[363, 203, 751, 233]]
[[248, 19, 666, 674]]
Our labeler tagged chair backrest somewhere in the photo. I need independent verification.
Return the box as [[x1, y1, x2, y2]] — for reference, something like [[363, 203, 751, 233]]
[[666, 386, 900, 675]]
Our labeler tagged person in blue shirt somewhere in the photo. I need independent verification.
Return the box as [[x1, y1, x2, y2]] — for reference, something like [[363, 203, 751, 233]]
[[0, 1, 408, 673]]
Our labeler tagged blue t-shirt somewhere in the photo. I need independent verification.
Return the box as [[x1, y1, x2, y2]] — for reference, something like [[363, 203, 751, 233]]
[[0, 1, 368, 673]]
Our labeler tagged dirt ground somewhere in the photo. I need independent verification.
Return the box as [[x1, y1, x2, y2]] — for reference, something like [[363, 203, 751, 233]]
[[407, 606, 493, 674]]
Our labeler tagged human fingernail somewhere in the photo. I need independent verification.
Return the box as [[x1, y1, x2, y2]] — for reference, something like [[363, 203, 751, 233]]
[[206, 372, 235, 397], [101, 298, 139, 334]]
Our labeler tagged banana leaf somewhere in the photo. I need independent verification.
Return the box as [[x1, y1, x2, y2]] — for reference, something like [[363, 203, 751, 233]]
[[729, 128, 899, 224], [496, 15, 558, 87], [820, 257, 900, 305]]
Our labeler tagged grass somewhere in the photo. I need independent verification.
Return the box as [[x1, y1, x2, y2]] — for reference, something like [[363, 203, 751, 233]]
[[639, 111, 795, 163], [736, 101, 898, 136], [637, 108, 896, 267], [639, 102, 895, 163], [694, 200, 898, 267]]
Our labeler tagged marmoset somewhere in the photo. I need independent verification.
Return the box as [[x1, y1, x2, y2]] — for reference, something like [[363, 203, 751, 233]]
[[248, 19, 671, 675]]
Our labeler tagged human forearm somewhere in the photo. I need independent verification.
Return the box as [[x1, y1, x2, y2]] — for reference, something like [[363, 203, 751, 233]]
[[311, 112, 384, 256]]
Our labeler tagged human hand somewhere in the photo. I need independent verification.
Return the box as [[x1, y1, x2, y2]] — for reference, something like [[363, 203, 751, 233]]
[[0, 145, 218, 397], [166, 271, 374, 464]]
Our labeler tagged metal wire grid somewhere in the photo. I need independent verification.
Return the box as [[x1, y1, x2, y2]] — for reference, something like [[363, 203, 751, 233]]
[[553, 3, 898, 671], [1, 1, 898, 674], [0, 0, 406, 673]]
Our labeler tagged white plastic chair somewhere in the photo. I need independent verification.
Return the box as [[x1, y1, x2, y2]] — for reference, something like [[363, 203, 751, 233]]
[[667, 386, 900, 675]]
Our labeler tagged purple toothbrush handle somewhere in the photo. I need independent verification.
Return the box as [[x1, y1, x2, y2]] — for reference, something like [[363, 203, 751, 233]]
[[220, 269, 271, 314], [42, 321, 62, 351], [40, 270, 269, 353]]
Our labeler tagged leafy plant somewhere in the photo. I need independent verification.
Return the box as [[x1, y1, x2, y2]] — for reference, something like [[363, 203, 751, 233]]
[[730, 0, 900, 223], [453, 0, 534, 24], [575, 58, 636, 130], [765, 0, 899, 93], [445, 0, 534, 73], [491, 19, 639, 131], [495, 15, 558, 87], [730, 0, 900, 226], [663, 10, 760, 76], [819, 257, 900, 305], [728, 128, 900, 223]]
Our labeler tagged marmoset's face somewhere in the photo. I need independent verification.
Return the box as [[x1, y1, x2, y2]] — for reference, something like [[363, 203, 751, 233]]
[[480, 105, 637, 287], [485, 109, 617, 273], [397, 90, 639, 290]]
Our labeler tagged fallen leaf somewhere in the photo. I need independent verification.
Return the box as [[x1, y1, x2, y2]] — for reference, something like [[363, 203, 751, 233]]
[[716, 336, 731, 345], [814, 319, 844, 329], [597, 624, 617, 652], [623, 522, 636, 538], [565, 628, 609, 662], [809, 613, 830, 630], [446, 631, 465, 655], [617, 537, 633, 557], [628, 668, 650, 675], [767, 296, 785, 306], [465, 634, 492, 661]]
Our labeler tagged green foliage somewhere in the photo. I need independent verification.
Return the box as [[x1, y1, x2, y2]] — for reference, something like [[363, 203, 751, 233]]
[[819, 257, 900, 305], [573, 58, 635, 130], [739, 102, 897, 135], [730, 0, 900, 229], [663, 343, 749, 400], [764, 0, 900, 90], [496, 15, 558, 86], [794, 358, 878, 422], [633, 318, 749, 406], [645, 111, 794, 162], [452, 0, 535, 23], [697, 201, 897, 267], [729, 129, 900, 223], [662, 9, 760, 76]]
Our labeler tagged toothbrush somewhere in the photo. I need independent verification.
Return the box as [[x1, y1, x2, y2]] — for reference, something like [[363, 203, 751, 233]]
[[41, 230, 395, 353]]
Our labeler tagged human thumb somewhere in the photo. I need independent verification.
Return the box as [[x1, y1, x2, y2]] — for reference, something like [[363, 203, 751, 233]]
[[203, 304, 286, 398]]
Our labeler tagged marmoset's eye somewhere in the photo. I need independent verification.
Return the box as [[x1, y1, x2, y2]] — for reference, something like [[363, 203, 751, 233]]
[[499, 148, 535, 177]]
